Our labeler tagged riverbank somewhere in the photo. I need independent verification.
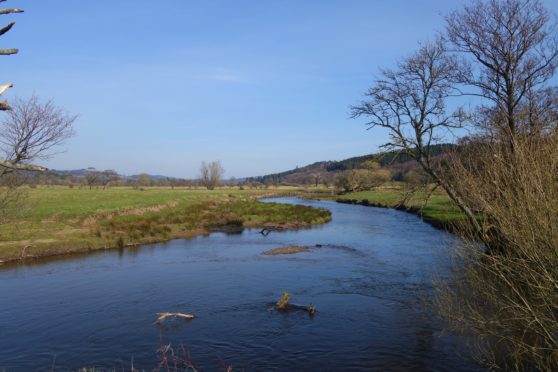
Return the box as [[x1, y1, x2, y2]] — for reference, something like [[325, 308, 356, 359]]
[[0, 187, 331, 264], [309, 188, 467, 233]]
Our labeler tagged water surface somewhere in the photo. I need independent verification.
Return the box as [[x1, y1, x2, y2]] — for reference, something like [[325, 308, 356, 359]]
[[0, 197, 481, 371]]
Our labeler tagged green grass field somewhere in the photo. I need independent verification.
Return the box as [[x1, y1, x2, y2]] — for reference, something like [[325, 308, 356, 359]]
[[0, 186, 331, 262], [339, 188, 464, 223], [308, 186, 467, 227]]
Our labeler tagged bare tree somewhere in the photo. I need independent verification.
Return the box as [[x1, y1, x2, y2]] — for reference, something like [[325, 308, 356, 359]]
[[351, 39, 483, 235], [85, 169, 100, 189], [0, 95, 76, 177], [99, 169, 119, 189], [0, 96, 75, 222], [168, 177, 178, 190], [137, 173, 151, 188], [199, 160, 224, 190], [446, 0, 558, 142]]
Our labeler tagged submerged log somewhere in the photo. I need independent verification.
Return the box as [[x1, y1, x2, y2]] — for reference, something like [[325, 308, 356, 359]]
[[275, 292, 316, 315], [259, 226, 287, 236], [156, 312, 195, 323], [276, 291, 291, 310]]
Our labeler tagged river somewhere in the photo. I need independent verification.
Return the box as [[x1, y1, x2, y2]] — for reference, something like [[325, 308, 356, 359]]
[[0, 197, 482, 371]]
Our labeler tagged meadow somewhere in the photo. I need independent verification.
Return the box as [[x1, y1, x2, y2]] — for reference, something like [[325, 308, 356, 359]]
[[309, 185, 466, 229], [0, 186, 331, 262]]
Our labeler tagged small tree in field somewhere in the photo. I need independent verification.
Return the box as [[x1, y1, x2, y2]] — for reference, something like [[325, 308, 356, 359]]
[[199, 160, 224, 190], [0, 96, 75, 221], [85, 169, 100, 189], [100, 170, 119, 189], [137, 173, 151, 188]]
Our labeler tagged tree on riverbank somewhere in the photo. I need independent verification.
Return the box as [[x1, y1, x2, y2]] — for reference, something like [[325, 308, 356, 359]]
[[351, 39, 483, 235], [354, 0, 558, 369]]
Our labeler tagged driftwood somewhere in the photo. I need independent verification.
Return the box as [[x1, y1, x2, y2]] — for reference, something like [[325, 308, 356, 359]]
[[275, 292, 316, 315], [156, 312, 195, 323], [259, 226, 286, 236]]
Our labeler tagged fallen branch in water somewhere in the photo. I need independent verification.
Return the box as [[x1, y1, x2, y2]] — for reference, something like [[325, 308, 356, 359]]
[[155, 312, 195, 323], [275, 292, 316, 315], [259, 226, 287, 236], [276, 291, 291, 310]]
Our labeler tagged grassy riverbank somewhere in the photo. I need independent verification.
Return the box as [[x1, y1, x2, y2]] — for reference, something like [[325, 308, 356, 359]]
[[311, 187, 467, 230], [0, 187, 331, 263]]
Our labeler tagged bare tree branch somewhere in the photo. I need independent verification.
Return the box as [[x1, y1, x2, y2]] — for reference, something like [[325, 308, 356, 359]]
[[445, 0, 558, 141], [0, 20, 14, 36], [0, 8, 23, 15]]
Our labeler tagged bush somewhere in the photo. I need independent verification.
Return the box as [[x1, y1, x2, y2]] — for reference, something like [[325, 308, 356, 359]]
[[436, 134, 558, 371]]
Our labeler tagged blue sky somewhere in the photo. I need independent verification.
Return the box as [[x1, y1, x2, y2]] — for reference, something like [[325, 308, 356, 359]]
[[2, 0, 558, 178]]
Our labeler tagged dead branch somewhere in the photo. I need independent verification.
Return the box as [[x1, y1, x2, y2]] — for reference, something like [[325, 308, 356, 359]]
[[155, 312, 195, 323], [0, 21, 13, 36], [0, 8, 23, 15], [0, 83, 12, 95], [0, 160, 47, 172], [0, 48, 16, 55], [275, 292, 316, 315]]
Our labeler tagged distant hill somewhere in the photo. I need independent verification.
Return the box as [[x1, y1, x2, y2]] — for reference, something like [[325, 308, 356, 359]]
[[21, 144, 453, 186], [246, 144, 455, 185], [127, 174, 170, 180], [46, 169, 173, 180]]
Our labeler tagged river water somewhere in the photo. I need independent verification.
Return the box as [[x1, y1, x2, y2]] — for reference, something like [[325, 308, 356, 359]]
[[0, 197, 482, 371]]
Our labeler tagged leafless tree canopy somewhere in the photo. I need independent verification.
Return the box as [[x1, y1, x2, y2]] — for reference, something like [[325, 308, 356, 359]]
[[199, 160, 224, 190], [352, 40, 462, 157], [0, 96, 75, 223], [446, 0, 558, 139], [351, 40, 481, 234], [353, 3, 558, 366], [84, 169, 119, 189], [0, 95, 76, 176]]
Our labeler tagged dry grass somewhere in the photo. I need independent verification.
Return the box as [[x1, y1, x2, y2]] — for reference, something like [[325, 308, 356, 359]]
[[435, 134, 558, 371]]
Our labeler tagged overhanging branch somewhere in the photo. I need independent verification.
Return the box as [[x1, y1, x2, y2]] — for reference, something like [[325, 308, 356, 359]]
[[0, 8, 23, 15], [0, 160, 47, 172]]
